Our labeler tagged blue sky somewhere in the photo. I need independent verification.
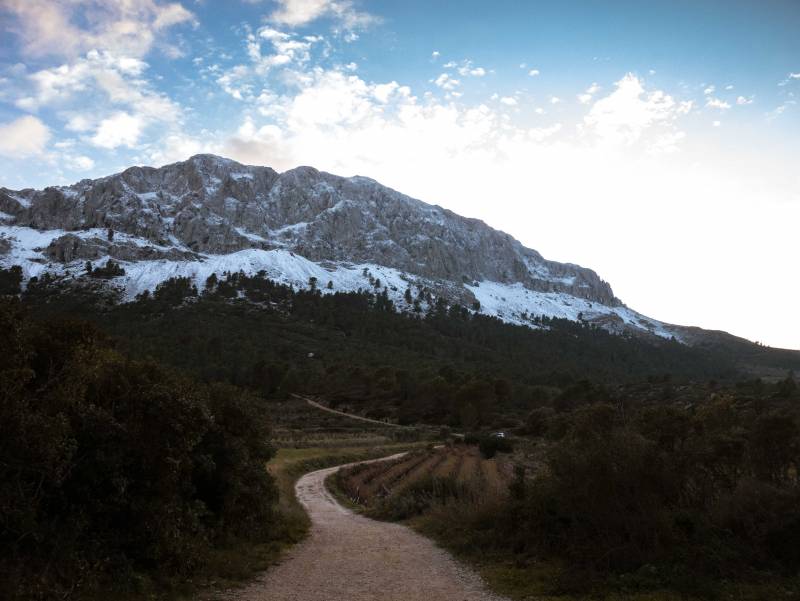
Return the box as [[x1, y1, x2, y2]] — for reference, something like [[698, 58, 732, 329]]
[[0, 0, 799, 348]]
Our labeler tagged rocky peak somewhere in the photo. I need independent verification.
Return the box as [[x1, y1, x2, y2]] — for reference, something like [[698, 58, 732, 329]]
[[0, 154, 618, 305]]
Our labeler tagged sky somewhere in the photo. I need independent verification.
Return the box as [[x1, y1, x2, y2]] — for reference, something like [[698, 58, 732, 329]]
[[0, 0, 799, 349]]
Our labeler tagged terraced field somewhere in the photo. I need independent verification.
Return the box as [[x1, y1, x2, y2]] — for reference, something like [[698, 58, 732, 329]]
[[337, 444, 512, 509]]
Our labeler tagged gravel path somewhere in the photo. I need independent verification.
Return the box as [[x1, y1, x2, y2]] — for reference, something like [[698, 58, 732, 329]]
[[219, 454, 509, 601]]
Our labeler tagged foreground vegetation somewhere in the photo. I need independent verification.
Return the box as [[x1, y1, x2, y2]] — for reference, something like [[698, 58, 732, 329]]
[[2, 266, 800, 599], [338, 387, 800, 599], [0, 299, 279, 600], [0, 286, 438, 599]]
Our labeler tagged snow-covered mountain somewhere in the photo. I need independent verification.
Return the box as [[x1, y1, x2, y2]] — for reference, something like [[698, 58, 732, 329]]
[[0, 154, 681, 340]]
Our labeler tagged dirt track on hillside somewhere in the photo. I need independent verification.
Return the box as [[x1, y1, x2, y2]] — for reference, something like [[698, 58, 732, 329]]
[[218, 455, 508, 601]]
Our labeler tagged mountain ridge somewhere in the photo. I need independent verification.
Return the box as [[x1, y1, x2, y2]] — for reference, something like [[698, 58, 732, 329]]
[[1, 154, 686, 341]]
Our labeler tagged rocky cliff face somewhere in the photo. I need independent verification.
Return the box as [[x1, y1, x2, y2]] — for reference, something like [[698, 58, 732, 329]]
[[0, 154, 617, 306]]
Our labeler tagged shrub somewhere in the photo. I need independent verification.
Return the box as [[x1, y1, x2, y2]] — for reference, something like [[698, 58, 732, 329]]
[[0, 265, 22, 295], [0, 300, 278, 599], [478, 434, 513, 459], [89, 259, 126, 278]]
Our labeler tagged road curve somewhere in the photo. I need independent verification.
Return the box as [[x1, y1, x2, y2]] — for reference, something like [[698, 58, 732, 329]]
[[292, 394, 408, 429], [219, 454, 509, 601]]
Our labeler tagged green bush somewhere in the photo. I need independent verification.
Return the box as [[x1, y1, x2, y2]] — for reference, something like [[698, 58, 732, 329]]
[[0, 299, 278, 600], [462, 400, 800, 590]]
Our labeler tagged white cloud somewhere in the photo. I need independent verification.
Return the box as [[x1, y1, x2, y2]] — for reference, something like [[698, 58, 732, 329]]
[[499, 96, 517, 106], [216, 27, 322, 100], [768, 100, 797, 118], [433, 73, 460, 90], [528, 69, 540, 77], [269, 0, 378, 30], [703, 85, 715, 95], [431, 50, 440, 59], [550, 96, 560, 104], [648, 130, 686, 154], [14, 49, 183, 152], [724, 84, 734, 90], [527, 123, 561, 141], [0, 115, 51, 157], [706, 97, 731, 110], [64, 154, 95, 170], [220, 67, 508, 174], [17, 50, 179, 121], [736, 95, 754, 105], [577, 82, 600, 104], [144, 132, 212, 166], [90, 112, 143, 148], [712, 120, 721, 127], [1, 0, 196, 59], [443, 60, 487, 78], [217, 65, 253, 100], [582, 73, 690, 150]]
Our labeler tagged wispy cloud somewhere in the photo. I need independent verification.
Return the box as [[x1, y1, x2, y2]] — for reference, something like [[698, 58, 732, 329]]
[[268, 0, 378, 31], [577, 82, 600, 104], [433, 73, 460, 90], [13, 49, 183, 151], [0, 115, 51, 157], [706, 97, 731, 110], [0, 0, 196, 59]]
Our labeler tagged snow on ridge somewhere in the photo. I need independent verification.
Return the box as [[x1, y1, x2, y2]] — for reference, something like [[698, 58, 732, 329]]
[[0, 224, 679, 341], [8, 193, 31, 208], [234, 227, 267, 242], [121, 249, 414, 302], [466, 280, 680, 341], [0, 225, 188, 280], [274, 221, 309, 236]]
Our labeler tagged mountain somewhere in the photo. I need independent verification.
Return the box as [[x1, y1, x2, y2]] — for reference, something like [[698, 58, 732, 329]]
[[0, 154, 686, 340]]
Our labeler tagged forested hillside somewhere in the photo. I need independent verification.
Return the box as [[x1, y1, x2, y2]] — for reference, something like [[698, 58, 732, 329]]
[[17, 268, 758, 428]]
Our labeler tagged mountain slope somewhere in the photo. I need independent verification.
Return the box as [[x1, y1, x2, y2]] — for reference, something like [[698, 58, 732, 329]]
[[1, 154, 678, 339]]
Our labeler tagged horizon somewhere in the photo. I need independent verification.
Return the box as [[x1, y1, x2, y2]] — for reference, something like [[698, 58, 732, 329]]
[[1, 0, 798, 349]]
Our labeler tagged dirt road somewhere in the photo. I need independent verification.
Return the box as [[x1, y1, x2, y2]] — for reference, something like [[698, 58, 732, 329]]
[[291, 393, 408, 428], [219, 455, 508, 601]]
